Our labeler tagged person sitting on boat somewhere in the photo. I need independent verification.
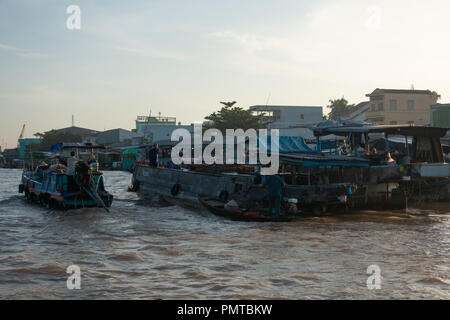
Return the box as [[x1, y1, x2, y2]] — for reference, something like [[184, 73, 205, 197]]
[[148, 144, 159, 167], [66, 151, 78, 176], [166, 159, 174, 169], [357, 144, 366, 156], [88, 154, 99, 173], [339, 140, 349, 155], [385, 152, 396, 165], [35, 161, 49, 179], [262, 173, 286, 217]]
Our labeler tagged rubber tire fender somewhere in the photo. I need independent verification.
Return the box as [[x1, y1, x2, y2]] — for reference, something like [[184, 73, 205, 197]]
[[219, 190, 229, 201], [171, 184, 181, 196]]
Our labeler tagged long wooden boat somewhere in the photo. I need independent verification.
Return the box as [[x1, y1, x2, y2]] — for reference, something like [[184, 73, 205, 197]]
[[198, 196, 293, 222]]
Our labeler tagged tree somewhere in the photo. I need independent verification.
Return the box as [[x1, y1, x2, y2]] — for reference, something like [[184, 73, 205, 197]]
[[32, 130, 82, 151], [326, 97, 355, 120], [204, 102, 266, 133]]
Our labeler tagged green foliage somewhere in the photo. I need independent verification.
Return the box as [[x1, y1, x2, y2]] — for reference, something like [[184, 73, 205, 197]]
[[32, 130, 82, 151], [204, 104, 266, 133], [326, 98, 355, 120]]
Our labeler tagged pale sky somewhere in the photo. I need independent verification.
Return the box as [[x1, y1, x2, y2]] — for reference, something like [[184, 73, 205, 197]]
[[1, 0, 450, 148]]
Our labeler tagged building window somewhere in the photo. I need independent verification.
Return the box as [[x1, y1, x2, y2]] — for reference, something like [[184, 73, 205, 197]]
[[273, 110, 281, 121], [300, 114, 304, 119], [371, 104, 376, 111], [389, 100, 397, 111], [408, 100, 415, 111], [378, 103, 384, 111], [390, 121, 397, 125]]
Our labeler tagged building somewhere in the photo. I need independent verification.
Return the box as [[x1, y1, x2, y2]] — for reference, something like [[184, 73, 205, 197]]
[[249, 105, 323, 140], [431, 103, 450, 145], [431, 104, 450, 128], [96, 128, 141, 146], [136, 115, 193, 143], [1, 148, 21, 168], [18, 138, 42, 158], [365, 88, 440, 125], [51, 126, 100, 143], [135, 115, 177, 135], [142, 123, 194, 143], [341, 101, 371, 122]]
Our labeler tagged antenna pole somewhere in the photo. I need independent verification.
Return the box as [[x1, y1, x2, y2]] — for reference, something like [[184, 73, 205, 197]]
[[265, 93, 271, 107]]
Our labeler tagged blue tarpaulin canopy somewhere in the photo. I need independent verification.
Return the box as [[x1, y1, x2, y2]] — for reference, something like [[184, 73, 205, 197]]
[[50, 143, 62, 153], [256, 136, 315, 153]]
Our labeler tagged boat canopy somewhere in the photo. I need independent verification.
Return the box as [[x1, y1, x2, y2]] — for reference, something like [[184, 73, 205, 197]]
[[50, 142, 106, 150], [257, 136, 315, 153], [311, 121, 449, 138]]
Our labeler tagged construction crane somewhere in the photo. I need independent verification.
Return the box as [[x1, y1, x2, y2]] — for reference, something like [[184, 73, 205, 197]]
[[19, 124, 26, 140], [17, 124, 26, 147]]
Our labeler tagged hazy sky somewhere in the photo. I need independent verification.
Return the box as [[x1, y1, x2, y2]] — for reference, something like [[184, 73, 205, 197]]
[[1, 0, 450, 148]]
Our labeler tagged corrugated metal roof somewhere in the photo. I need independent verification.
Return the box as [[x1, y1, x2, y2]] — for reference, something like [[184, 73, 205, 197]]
[[367, 88, 434, 96], [313, 124, 448, 137]]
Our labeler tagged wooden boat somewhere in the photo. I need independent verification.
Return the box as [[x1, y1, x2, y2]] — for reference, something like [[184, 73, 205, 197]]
[[198, 196, 293, 222], [19, 144, 113, 210]]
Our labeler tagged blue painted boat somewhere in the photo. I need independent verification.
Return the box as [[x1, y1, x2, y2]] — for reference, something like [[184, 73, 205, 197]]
[[19, 145, 113, 210]]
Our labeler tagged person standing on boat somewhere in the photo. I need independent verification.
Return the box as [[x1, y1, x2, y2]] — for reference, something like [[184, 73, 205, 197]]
[[263, 174, 285, 217], [66, 151, 77, 176], [149, 144, 160, 167]]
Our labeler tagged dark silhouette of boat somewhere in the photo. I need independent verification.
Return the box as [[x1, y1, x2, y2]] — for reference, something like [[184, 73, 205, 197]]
[[198, 196, 293, 222]]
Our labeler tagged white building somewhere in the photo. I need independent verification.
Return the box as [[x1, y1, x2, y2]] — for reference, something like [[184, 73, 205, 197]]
[[134, 115, 194, 143], [249, 105, 323, 140], [143, 123, 194, 143]]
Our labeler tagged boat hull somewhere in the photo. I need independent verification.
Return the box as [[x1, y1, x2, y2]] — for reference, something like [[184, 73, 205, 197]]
[[20, 170, 113, 210], [198, 196, 293, 222]]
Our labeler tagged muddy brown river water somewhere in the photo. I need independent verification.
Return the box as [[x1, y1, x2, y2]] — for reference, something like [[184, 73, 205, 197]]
[[0, 168, 448, 299]]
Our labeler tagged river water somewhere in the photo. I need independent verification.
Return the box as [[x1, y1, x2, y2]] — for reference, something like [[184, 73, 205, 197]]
[[0, 168, 449, 299]]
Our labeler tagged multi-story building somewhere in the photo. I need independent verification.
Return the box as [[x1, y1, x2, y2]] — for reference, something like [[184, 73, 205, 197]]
[[431, 103, 450, 145], [135, 115, 177, 135], [135, 115, 193, 143], [365, 88, 440, 125], [18, 138, 42, 157], [249, 105, 323, 140]]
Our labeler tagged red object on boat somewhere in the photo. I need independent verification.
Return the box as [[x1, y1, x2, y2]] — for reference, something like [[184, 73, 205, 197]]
[[244, 211, 260, 217]]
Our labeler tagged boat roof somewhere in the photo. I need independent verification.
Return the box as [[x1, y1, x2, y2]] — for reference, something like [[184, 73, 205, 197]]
[[312, 124, 449, 137], [61, 143, 106, 149]]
